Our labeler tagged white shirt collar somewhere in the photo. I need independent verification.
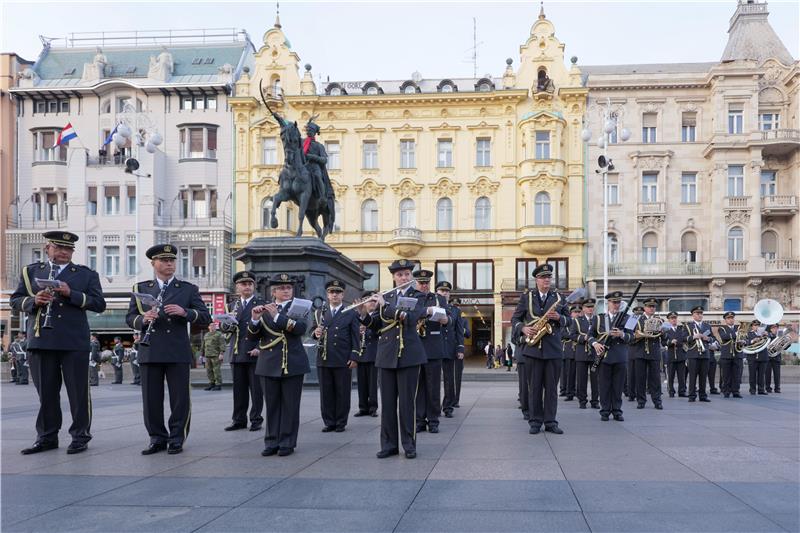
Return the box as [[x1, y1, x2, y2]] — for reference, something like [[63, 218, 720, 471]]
[[156, 276, 175, 289]]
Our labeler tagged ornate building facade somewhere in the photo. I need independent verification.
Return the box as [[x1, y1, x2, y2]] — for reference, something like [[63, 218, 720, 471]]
[[583, 0, 799, 321], [231, 10, 588, 351]]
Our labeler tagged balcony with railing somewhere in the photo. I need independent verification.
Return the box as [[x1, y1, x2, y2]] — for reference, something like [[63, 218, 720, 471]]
[[757, 128, 800, 156], [587, 261, 711, 279], [154, 214, 232, 228], [724, 196, 751, 210], [728, 260, 748, 273], [638, 202, 666, 216], [6, 214, 68, 230], [388, 227, 425, 257], [761, 195, 798, 216], [765, 258, 800, 272]]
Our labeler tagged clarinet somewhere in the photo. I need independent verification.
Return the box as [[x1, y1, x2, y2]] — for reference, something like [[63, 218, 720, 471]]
[[140, 282, 168, 347], [40, 263, 58, 330]]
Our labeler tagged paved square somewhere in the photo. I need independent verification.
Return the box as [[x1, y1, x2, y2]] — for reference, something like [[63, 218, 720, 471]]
[[2, 381, 798, 532]]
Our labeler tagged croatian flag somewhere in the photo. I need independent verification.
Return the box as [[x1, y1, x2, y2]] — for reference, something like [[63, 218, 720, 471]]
[[103, 124, 119, 146], [54, 123, 78, 147]]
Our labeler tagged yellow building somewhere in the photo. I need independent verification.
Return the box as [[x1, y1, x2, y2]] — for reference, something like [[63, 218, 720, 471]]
[[231, 10, 587, 352]]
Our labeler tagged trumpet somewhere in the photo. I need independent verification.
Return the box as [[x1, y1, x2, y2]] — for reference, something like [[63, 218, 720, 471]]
[[692, 324, 706, 353], [140, 282, 167, 347], [40, 264, 58, 330], [340, 278, 417, 313]]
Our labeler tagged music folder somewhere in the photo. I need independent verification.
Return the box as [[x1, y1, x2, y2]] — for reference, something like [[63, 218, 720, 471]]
[[287, 298, 313, 319]]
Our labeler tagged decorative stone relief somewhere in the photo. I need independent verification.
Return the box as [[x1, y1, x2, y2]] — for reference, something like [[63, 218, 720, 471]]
[[429, 178, 461, 198], [638, 215, 665, 229], [725, 210, 751, 225], [330, 179, 348, 197], [254, 178, 279, 198], [390, 178, 423, 198], [467, 177, 500, 197], [354, 179, 386, 199], [709, 279, 726, 311], [745, 278, 762, 310]]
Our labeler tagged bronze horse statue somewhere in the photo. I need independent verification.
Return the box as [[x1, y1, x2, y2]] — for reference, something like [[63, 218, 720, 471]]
[[259, 81, 334, 240]]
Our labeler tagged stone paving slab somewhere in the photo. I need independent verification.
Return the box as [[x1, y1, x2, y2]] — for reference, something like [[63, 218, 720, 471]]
[[2, 381, 798, 532]]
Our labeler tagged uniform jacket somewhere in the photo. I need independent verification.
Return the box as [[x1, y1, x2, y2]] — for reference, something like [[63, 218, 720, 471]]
[[562, 322, 576, 360], [126, 278, 211, 364], [683, 321, 712, 359], [661, 324, 687, 363], [717, 324, 744, 360], [417, 292, 448, 360], [246, 299, 310, 377], [11, 261, 106, 351], [89, 340, 101, 365], [220, 296, 265, 363], [510, 289, 570, 360], [358, 321, 378, 363], [113, 342, 124, 367], [313, 305, 360, 367], [202, 330, 227, 358], [629, 314, 664, 361], [362, 288, 427, 369], [441, 303, 465, 360], [588, 312, 633, 365], [570, 314, 594, 363]]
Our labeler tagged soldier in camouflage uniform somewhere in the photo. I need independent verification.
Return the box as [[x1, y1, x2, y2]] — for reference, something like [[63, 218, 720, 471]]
[[203, 323, 226, 391]]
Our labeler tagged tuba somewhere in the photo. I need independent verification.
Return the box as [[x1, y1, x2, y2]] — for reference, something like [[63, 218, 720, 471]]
[[741, 299, 784, 355], [767, 328, 796, 358]]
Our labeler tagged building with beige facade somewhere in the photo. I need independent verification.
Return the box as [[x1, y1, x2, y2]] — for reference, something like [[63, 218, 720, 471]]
[[583, 0, 799, 322], [231, 10, 588, 352]]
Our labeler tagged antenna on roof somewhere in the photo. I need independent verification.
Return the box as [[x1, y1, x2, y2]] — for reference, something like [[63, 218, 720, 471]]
[[462, 18, 484, 78]]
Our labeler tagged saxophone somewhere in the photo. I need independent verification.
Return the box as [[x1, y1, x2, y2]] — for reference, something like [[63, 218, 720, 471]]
[[524, 294, 562, 346]]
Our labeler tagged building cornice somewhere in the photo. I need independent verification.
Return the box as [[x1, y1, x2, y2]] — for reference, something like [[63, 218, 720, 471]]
[[283, 90, 529, 107]]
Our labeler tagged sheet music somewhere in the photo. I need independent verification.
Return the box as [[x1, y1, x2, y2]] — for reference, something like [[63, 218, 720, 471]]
[[212, 313, 238, 326], [286, 298, 313, 319], [624, 315, 639, 331], [428, 306, 447, 322], [132, 292, 159, 308], [397, 296, 418, 311], [35, 279, 62, 289]]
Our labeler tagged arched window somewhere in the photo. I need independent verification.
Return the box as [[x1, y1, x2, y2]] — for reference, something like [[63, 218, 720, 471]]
[[436, 197, 453, 230], [261, 196, 273, 229], [272, 77, 281, 97], [761, 230, 777, 260], [475, 196, 491, 230], [100, 99, 111, 114], [361, 199, 378, 232], [728, 227, 744, 260], [399, 198, 416, 228], [285, 205, 296, 232], [608, 233, 619, 264], [681, 231, 698, 263], [641, 232, 658, 264], [534, 192, 550, 225], [334, 200, 342, 232], [366, 86, 378, 95]]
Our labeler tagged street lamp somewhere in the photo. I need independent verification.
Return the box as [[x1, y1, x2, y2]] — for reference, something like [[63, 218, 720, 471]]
[[581, 97, 630, 307]]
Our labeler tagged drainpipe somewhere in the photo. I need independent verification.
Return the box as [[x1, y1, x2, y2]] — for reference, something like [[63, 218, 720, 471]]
[[582, 137, 589, 292]]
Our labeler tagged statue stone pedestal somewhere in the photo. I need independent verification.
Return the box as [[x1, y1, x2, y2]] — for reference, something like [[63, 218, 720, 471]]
[[232, 237, 369, 384]]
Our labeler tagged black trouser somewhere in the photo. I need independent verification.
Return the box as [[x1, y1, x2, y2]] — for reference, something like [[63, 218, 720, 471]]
[[560, 358, 575, 397], [635, 358, 662, 405], [319, 366, 352, 430], [261, 374, 304, 450], [140, 363, 191, 446], [454, 358, 464, 404], [598, 362, 626, 417], [89, 364, 99, 386], [668, 360, 687, 396], [765, 358, 781, 392], [416, 359, 442, 429], [626, 357, 637, 398], [131, 362, 141, 384], [707, 357, 717, 391], [16, 357, 29, 383], [575, 360, 598, 405], [525, 357, 561, 429], [748, 359, 767, 393], [687, 358, 709, 400], [28, 350, 92, 445], [719, 358, 742, 394], [441, 358, 456, 414], [517, 360, 529, 416], [113, 364, 123, 384], [379, 366, 420, 453], [356, 361, 379, 414], [231, 362, 264, 426]]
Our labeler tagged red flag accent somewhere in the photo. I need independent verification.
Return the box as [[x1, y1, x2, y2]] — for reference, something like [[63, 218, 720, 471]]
[[303, 137, 313, 154]]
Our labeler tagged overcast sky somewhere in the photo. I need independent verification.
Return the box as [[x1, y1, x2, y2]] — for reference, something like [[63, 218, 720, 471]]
[[2, 0, 798, 82]]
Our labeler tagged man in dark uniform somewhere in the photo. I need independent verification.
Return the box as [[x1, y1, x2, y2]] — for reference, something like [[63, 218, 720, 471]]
[[10, 332, 29, 385], [11, 231, 106, 454], [625, 305, 644, 401], [746, 320, 769, 395], [413, 269, 449, 434], [355, 290, 379, 417], [247, 273, 310, 457], [220, 270, 265, 431], [312, 279, 359, 433], [717, 311, 743, 398], [685, 306, 713, 403], [112, 336, 124, 384], [127, 244, 211, 455], [588, 291, 632, 421], [88, 333, 101, 386], [452, 299, 469, 408], [631, 298, 663, 409], [571, 299, 599, 409], [662, 312, 688, 397], [131, 332, 141, 385], [511, 264, 570, 435], [437, 282, 464, 419], [765, 324, 781, 393], [707, 334, 720, 395], [560, 305, 580, 401], [361, 259, 426, 459]]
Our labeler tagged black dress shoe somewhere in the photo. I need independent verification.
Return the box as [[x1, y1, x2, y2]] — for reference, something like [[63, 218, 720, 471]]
[[723, 393, 730, 398], [66, 442, 88, 454], [141, 443, 167, 455], [699, 398, 711, 402], [564, 396, 574, 401], [225, 423, 247, 431], [523, 413, 530, 421], [579, 403, 587, 409], [758, 391, 768, 395], [278, 448, 294, 457], [545, 425, 564, 434], [334, 427, 346, 433], [750, 391, 756, 395], [591, 403, 600, 409], [261, 447, 278, 457], [688, 398, 696, 402], [529, 426, 541, 435], [21, 441, 58, 455], [376, 449, 399, 459], [416, 425, 427, 433], [353, 411, 368, 417], [765, 388, 772, 393], [428, 426, 439, 434], [733, 393, 742, 398], [669, 392, 675, 398], [710, 389, 720, 395], [775, 390, 781, 394], [444, 411, 453, 418], [204, 385, 214, 391], [321, 426, 335, 432], [167, 443, 183, 454], [678, 393, 688, 398], [369, 411, 379, 417], [654, 404, 663, 410], [601, 414, 610, 421], [249, 424, 262, 432], [212, 385, 222, 391], [453, 404, 460, 408], [637, 403, 645, 409], [627, 396, 635, 402], [613, 415, 624, 421], [404, 451, 416, 459]]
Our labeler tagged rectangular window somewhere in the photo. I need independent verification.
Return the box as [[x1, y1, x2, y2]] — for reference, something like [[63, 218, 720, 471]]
[[210, 189, 218, 218], [192, 248, 207, 277], [189, 128, 204, 158], [476, 138, 491, 166], [759, 113, 779, 131], [32, 194, 42, 220], [262, 137, 277, 165], [127, 185, 136, 214], [760, 170, 777, 197], [207, 96, 217, 110], [45, 193, 58, 221], [437, 139, 453, 167], [400, 140, 415, 168], [642, 113, 657, 143], [59, 100, 70, 113], [35, 101, 46, 114], [475, 262, 492, 290], [362, 141, 378, 169], [456, 262, 474, 290], [181, 96, 193, 110], [209, 247, 218, 276], [681, 112, 696, 142], [681, 173, 697, 203], [104, 246, 120, 276], [179, 247, 190, 277], [535, 131, 550, 159], [325, 141, 340, 169], [436, 262, 454, 286], [87, 186, 97, 215], [728, 104, 743, 134], [727, 165, 744, 197], [104, 186, 120, 215], [546, 258, 568, 289], [87, 246, 97, 271], [126, 245, 137, 275], [207, 128, 217, 158], [357, 262, 380, 292], [723, 298, 742, 312], [641, 172, 658, 203], [642, 245, 657, 264], [193, 190, 207, 218], [516, 259, 539, 290], [48, 100, 58, 114], [180, 190, 189, 219], [116, 97, 132, 113], [194, 96, 205, 110]]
